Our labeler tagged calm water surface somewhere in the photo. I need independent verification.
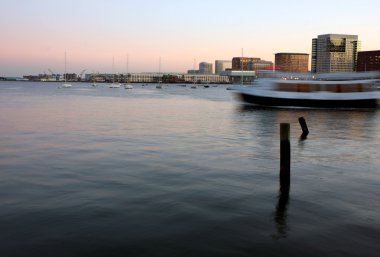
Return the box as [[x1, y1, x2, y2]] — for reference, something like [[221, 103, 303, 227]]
[[0, 82, 379, 257]]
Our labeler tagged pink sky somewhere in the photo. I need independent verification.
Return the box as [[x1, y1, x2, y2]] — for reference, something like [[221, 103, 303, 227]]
[[1, 0, 379, 76]]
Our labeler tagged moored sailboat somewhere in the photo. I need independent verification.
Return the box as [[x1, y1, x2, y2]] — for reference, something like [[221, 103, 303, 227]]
[[156, 56, 163, 89], [109, 57, 121, 88], [124, 54, 133, 89], [61, 51, 72, 88]]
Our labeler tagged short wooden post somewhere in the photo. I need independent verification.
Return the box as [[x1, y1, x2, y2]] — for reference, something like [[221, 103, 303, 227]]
[[298, 117, 309, 139], [280, 123, 290, 193]]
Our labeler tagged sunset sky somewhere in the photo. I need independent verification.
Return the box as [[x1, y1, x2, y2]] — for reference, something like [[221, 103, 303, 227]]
[[1, 0, 379, 76]]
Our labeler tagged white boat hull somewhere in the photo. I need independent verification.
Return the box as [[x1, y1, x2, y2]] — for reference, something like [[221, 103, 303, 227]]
[[237, 79, 380, 108], [62, 83, 72, 88], [109, 83, 121, 88], [238, 90, 379, 108]]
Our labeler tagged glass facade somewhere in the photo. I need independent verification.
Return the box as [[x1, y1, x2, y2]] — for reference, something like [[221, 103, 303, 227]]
[[311, 38, 317, 73], [312, 34, 359, 73], [275, 53, 309, 73], [328, 38, 346, 52], [215, 60, 232, 75], [199, 62, 213, 74]]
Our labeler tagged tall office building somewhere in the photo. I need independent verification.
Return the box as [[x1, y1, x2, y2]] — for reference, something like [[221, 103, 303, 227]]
[[275, 53, 309, 73], [311, 34, 359, 73], [199, 62, 213, 74], [215, 60, 232, 75]]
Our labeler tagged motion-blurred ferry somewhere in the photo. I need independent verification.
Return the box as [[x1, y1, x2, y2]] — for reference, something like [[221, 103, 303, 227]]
[[237, 72, 380, 108]]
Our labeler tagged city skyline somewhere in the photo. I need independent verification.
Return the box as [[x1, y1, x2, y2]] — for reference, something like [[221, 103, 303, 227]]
[[1, 0, 379, 76]]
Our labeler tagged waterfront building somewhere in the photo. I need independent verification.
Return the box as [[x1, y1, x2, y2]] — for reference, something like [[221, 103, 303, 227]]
[[85, 72, 230, 84], [232, 57, 273, 72], [183, 74, 229, 83], [187, 70, 200, 75], [24, 73, 64, 82], [220, 70, 256, 84], [215, 60, 232, 75], [199, 62, 213, 74], [356, 50, 380, 72], [275, 53, 309, 73], [311, 34, 360, 73], [64, 73, 77, 82]]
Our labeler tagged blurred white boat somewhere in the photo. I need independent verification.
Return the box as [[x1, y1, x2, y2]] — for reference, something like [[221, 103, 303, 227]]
[[237, 78, 380, 108]]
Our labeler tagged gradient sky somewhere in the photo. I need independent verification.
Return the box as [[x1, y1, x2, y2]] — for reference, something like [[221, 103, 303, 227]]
[[1, 0, 379, 76]]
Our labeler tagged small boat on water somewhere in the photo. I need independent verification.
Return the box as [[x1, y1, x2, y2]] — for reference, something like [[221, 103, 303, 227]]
[[109, 82, 121, 88], [124, 83, 133, 89], [237, 78, 380, 108], [62, 83, 72, 88]]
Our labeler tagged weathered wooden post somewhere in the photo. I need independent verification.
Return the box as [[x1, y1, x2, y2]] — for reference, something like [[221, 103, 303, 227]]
[[298, 117, 309, 140], [280, 123, 290, 193]]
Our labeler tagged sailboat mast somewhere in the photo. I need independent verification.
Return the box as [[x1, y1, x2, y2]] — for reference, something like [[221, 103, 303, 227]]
[[241, 48, 243, 85], [159, 56, 161, 83], [193, 58, 196, 84], [112, 56, 115, 83], [64, 51, 67, 83], [126, 54, 129, 83], [60, 50, 72, 87]]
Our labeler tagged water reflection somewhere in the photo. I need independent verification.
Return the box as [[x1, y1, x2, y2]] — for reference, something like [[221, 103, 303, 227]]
[[272, 190, 290, 240], [1, 83, 380, 256], [236, 104, 380, 139], [236, 104, 277, 112]]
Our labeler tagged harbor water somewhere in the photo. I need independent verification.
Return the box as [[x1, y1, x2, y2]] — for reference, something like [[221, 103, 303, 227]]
[[0, 82, 379, 257]]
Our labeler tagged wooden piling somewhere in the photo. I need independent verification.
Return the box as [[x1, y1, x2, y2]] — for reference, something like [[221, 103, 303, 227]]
[[280, 123, 290, 193], [298, 117, 309, 139]]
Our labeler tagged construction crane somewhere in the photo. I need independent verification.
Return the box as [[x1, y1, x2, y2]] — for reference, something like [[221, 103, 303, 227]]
[[77, 69, 87, 81], [41, 70, 47, 80], [46, 68, 60, 81]]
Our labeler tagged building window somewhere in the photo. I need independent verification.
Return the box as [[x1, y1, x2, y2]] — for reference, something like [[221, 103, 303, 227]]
[[329, 38, 346, 52]]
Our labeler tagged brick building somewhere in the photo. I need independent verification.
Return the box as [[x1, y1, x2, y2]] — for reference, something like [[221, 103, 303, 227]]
[[356, 50, 380, 71], [275, 53, 309, 73], [232, 57, 273, 71]]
